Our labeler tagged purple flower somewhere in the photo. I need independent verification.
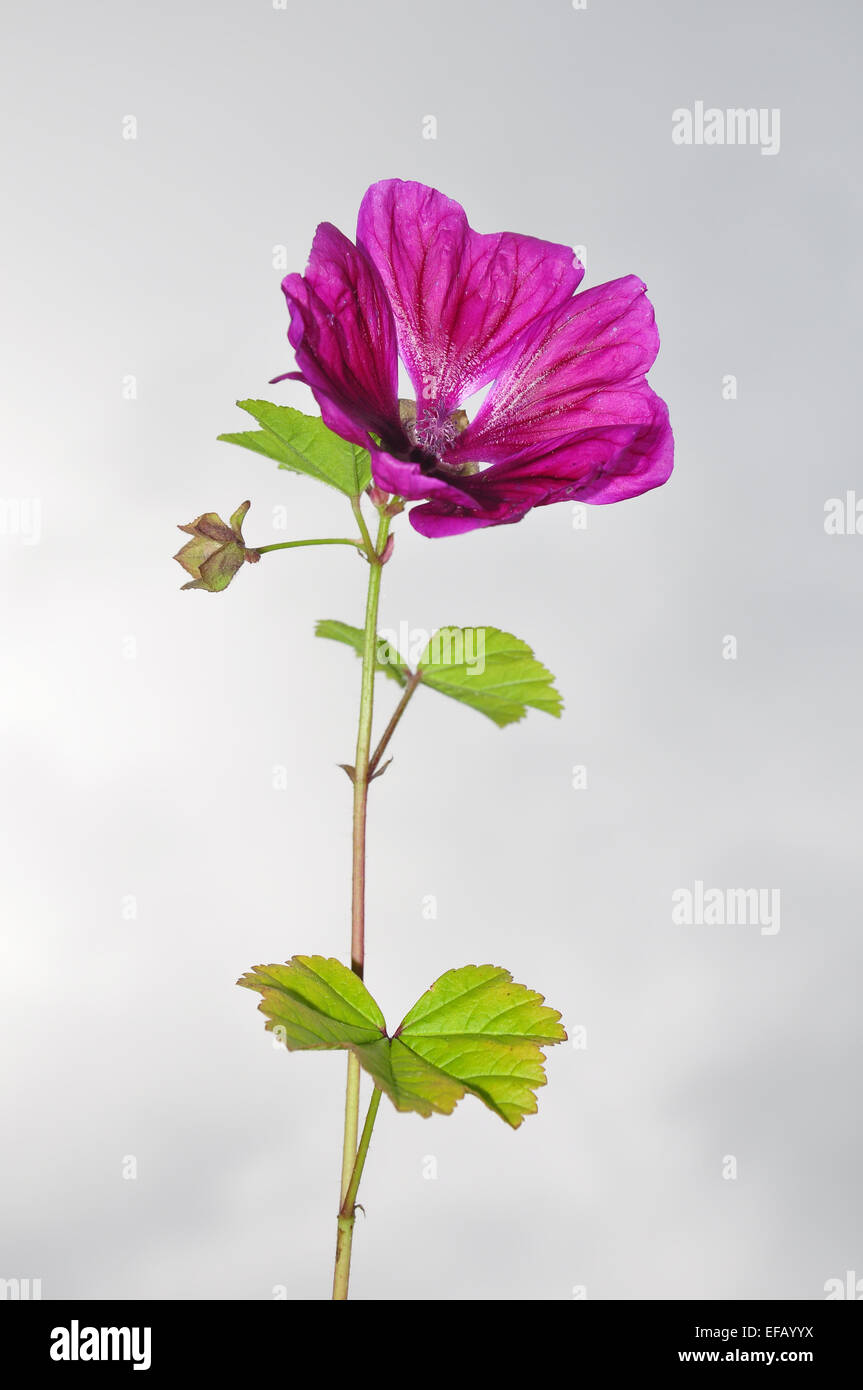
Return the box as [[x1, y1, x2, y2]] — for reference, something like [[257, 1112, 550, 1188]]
[[277, 180, 673, 538]]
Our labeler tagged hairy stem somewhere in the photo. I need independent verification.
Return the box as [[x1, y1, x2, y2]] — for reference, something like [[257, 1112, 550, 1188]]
[[339, 1054, 362, 1203], [332, 506, 392, 1301], [350, 509, 391, 974], [350, 496, 376, 559], [369, 669, 422, 775], [254, 538, 364, 554], [332, 1087, 383, 1302]]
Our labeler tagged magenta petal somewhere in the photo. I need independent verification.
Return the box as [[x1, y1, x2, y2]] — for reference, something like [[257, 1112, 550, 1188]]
[[409, 507, 505, 538], [357, 179, 583, 415], [568, 390, 674, 504], [369, 444, 481, 510], [409, 387, 673, 536], [281, 223, 403, 451], [450, 276, 661, 464], [269, 370, 305, 385], [480, 391, 673, 506]]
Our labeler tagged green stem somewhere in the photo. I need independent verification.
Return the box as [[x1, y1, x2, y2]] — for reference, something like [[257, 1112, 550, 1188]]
[[350, 496, 376, 559], [332, 504, 392, 1301], [349, 508, 391, 975], [253, 538, 363, 554], [368, 668, 423, 776], [339, 1054, 362, 1201], [332, 1087, 383, 1301]]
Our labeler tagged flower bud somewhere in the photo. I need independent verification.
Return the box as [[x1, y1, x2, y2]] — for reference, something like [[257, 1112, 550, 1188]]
[[174, 500, 257, 592]]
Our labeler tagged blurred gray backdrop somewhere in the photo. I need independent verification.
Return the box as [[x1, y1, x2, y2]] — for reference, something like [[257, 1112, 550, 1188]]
[[1, 0, 861, 1300]]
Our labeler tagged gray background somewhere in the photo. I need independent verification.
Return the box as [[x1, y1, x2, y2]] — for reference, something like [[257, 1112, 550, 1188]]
[[2, 0, 861, 1300]]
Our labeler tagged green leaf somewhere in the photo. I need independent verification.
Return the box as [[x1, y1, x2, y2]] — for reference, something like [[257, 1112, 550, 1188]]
[[218, 400, 372, 496], [238, 956, 566, 1128], [237, 956, 386, 1048], [416, 626, 563, 727], [315, 619, 408, 686], [216, 428, 293, 467]]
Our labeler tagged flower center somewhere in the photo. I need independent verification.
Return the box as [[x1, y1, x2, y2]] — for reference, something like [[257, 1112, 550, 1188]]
[[398, 399, 476, 475]]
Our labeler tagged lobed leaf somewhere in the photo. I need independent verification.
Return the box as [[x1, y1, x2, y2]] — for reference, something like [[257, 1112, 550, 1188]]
[[237, 956, 385, 1049], [218, 400, 372, 496], [239, 956, 566, 1128], [417, 626, 563, 727], [315, 622, 562, 723], [315, 619, 408, 686]]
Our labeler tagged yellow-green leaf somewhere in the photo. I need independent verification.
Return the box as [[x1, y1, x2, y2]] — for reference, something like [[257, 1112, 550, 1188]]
[[239, 956, 566, 1128], [417, 626, 563, 727], [219, 400, 371, 496], [315, 619, 408, 686]]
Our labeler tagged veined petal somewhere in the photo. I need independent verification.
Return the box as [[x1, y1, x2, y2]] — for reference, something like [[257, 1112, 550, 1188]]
[[408, 388, 673, 537], [408, 508, 512, 539], [369, 444, 483, 510], [449, 276, 661, 464], [566, 390, 674, 504], [357, 179, 583, 416], [281, 223, 404, 451]]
